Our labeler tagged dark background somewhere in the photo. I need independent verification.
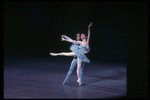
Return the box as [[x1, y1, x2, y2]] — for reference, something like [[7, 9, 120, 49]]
[[2, 1, 148, 66], [3, 1, 129, 63]]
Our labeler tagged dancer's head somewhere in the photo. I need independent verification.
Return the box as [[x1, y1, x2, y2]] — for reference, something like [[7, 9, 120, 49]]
[[81, 33, 87, 40], [76, 33, 80, 41]]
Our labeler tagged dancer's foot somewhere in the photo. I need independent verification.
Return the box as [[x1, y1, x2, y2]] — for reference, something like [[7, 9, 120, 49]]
[[62, 79, 68, 85], [77, 79, 82, 86], [50, 53, 57, 56]]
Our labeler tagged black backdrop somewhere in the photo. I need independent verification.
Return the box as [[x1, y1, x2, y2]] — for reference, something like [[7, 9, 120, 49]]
[[3, 1, 147, 63]]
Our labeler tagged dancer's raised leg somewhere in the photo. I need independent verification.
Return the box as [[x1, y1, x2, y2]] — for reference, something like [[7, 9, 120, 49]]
[[50, 52, 76, 56]]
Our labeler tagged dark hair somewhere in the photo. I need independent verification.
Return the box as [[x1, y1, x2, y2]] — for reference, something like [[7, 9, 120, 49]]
[[76, 33, 80, 37], [81, 33, 87, 39]]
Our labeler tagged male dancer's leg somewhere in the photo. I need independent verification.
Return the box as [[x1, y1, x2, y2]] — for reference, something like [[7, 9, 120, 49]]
[[62, 58, 77, 85]]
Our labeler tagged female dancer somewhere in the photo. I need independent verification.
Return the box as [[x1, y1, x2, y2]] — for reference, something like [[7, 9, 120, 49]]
[[50, 22, 93, 86]]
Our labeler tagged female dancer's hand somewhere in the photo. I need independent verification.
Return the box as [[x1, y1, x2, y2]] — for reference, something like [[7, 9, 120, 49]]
[[83, 51, 88, 54], [88, 22, 93, 28], [61, 37, 66, 41], [61, 35, 65, 38], [61, 35, 65, 41]]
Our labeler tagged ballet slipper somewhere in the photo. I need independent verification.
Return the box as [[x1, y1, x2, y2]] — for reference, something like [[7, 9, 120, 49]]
[[77, 79, 81, 86]]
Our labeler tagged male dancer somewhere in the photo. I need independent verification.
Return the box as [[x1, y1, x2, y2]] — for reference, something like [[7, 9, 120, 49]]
[[62, 33, 88, 85]]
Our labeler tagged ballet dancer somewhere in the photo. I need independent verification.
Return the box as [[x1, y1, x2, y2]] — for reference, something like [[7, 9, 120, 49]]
[[62, 33, 89, 85], [50, 22, 93, 86]]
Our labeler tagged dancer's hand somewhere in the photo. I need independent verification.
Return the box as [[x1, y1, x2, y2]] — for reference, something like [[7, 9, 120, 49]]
[[83, 51, 88, 54], [61, 35, 65, 41], [88, 22, 93, 28], [61, 37, 66, 41], [61, 35, 65, 39], [61, 35, 65, 37]]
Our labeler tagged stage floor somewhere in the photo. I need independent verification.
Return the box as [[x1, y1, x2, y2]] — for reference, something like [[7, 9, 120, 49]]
[[4, 57, 127, 99]]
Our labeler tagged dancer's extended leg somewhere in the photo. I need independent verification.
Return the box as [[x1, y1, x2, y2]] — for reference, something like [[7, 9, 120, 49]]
[[62, 58, 77, 85], [50, 52, 76, 56], [77, 58, 82, 86]]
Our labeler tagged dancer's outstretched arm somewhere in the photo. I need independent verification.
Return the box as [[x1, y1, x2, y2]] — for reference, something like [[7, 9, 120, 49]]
[[61, 35, 72, 41], [61, 35, 82, 45], [87, 22, 93, 46]]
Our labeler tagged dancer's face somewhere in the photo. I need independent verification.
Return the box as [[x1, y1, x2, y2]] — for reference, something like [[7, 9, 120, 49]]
[[76, 34, 80, 41], [81, 33, 86, 40]]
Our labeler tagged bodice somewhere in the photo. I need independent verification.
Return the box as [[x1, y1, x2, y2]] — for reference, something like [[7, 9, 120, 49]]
[[79, 45, 90, 53]]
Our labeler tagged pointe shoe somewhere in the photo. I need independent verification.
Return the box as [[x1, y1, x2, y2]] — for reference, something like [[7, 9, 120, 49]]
[[77, 80, 82, 86], [79, 82, 81, 86], [50, 53, 57, 56]]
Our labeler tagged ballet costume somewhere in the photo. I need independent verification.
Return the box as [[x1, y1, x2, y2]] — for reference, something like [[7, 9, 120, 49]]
[[64, 35, 90, 63]]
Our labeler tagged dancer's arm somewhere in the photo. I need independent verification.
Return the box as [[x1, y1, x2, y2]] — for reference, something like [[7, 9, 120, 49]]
[[65, 39, 81, 44], [83, 47, 90, 54], [87, 22, 93, 46], [83, 51, 88, 54], [61, 35, 82, 44], [61, 35, 72, 41]]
